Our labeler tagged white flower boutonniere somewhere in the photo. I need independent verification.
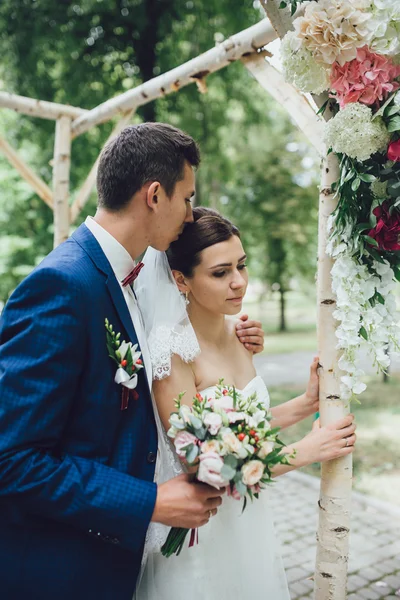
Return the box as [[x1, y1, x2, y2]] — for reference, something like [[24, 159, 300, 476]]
[[105, 318, 144, 410]]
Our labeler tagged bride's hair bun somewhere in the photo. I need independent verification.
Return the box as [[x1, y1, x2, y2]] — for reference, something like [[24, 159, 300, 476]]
[[167, 207, 240, 277]]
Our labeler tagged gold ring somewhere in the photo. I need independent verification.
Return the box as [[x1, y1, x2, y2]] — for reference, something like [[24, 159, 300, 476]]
[[209, 510, 213, 519], [345, 437, 349, 447]]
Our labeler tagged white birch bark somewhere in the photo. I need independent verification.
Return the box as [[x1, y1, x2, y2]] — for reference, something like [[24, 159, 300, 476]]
[[0, 136, 53, 209], [70, 19, 278, 137], [0, 91, 86, 120], [53, 116, 72, 247], [259, 3, 353, 599]]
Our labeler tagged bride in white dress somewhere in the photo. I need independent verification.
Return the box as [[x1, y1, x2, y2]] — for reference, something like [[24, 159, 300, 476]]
[[135, 207, 356, 600]]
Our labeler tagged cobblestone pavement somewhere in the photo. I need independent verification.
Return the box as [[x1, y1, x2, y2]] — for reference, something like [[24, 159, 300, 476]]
[[270, 471, 400, 599]]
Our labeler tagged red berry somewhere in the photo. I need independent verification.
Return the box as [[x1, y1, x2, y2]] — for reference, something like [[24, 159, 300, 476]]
[[238, 433, 245, 442], [254, 436, 259, 443], [222, 389, 228, 395], [121, 359, 127, 367], [136, 359, 143, 365], [249, 429, 256, 437], [196, 393, 203, 401]]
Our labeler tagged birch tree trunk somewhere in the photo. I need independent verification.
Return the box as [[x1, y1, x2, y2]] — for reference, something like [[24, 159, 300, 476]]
[[315, 151, 352, 600], [259, 3, 353, 598], [53, 116, 71, 248]]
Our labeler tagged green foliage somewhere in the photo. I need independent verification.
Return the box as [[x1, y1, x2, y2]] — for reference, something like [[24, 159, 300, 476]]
[[0, 0, 319, 316]]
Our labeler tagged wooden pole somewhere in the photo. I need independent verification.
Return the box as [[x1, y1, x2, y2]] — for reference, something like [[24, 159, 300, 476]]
[[53, 116, 72, 247], [0, 91, 86, 121], [70, 19, 278, 137], [241, 53, 325, 155], [70, 109, 135, 223], [0, 136, 53, 209]]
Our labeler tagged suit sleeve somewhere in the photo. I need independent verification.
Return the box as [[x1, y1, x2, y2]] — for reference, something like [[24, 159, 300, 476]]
[[0, 267, 157, 553]]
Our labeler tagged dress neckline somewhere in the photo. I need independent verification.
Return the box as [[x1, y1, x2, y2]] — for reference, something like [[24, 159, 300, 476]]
[[199, 374, 263, 396]]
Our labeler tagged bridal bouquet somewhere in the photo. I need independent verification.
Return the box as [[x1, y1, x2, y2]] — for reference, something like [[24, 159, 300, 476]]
[[161, 381, 291, 557]]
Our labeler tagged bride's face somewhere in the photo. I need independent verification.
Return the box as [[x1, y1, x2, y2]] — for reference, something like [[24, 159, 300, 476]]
[[184, 235, 248, 315]]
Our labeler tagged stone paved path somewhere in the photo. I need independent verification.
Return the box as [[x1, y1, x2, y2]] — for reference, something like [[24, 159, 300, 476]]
[[270, 471, 400, 599]]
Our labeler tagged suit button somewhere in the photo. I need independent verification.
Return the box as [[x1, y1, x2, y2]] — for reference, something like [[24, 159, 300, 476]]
[[147, 451, 156, 464], [111, 537, 120, 545]]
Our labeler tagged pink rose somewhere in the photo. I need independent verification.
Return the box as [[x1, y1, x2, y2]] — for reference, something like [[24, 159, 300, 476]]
[[213, 395, 234, 412], [241, 460, 265, 486], [197, 452, 229, 489], [174, 431, 198, 459]]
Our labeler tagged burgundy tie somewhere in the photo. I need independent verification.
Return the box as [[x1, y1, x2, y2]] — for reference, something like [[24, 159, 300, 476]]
[[121, 262, 144, 287]]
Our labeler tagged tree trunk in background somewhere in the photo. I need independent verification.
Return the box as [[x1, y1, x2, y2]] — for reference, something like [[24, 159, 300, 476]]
[[279, 287, 286, 332]]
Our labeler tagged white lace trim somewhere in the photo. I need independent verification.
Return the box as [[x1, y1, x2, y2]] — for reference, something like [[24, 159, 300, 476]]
[[149, 318, 201, 380]]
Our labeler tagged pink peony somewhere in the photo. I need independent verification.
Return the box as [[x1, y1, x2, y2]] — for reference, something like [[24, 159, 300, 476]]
[[330, 46, 400, 109], [197, 452, 229, 489], [174, 431, 198, 459]]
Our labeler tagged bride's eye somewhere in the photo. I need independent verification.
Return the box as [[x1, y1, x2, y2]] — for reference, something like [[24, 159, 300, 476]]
[[212, 271, 226, 278], [238, 263, 247, 270]]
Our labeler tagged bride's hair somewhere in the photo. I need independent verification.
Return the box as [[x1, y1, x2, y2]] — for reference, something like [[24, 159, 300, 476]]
[[166, 207, 240, 277]]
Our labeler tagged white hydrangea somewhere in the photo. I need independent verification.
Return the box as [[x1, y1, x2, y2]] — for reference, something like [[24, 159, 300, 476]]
[[324, 103, 390, 161], [327, 220, 400, 400], [367, 0, 400, 56], [280, 31, 330, 94]]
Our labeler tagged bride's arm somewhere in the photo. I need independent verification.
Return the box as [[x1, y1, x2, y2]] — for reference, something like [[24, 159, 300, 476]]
[[153, 355, 199, 433], [269, 357, 319, 430]]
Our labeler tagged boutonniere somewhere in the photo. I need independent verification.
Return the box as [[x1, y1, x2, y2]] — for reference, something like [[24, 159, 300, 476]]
[[105, 318, 144, 410]]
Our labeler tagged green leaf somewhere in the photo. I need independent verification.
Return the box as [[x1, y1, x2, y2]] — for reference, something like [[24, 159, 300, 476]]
[[221, 464, 236, 481], [384, 105, 400, 118], [358, 173, 376, 183], [224, 454, 239, 469], [363, 235, 379, 247], [186, 444, 199, 464], [359, 326, 368, 341], [235, 478, 247, 496], [387, 116, 400, 132], [279, 1, 287, 7], [375, 291, 385, 305], [393, 266, 400, 281], [351, 177, 361, 191], [190, 414, 202, 429]]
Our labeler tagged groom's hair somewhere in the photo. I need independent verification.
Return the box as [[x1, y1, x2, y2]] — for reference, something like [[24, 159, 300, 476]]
[[167, 207, 240, 277], [96, 122, 200, 210]]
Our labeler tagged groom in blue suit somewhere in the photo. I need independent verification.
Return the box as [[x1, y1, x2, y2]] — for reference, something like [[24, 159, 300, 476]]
[[0, 123, 264, 599]]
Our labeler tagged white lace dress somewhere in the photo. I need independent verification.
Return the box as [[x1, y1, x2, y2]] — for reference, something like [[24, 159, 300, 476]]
[[135, 376, 291, 600]]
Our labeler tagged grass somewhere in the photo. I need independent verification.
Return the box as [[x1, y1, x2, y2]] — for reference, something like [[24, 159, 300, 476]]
[[269, 374, 400, 505]]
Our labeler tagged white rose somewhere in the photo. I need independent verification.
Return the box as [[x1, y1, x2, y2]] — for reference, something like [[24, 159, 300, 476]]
[[203, 412, 223, 435], [228, 411, 246, 424], [174, 431, 198, 458], [221, 430, 242, 454], [197, 452, 229, 489], [169, 414, 185, 430], [241, 460, 265, 486], [201, 439, 222, 454], [213, 395, 234, 412], [245, 409, 266, 428], [258, 441, 274, 460]]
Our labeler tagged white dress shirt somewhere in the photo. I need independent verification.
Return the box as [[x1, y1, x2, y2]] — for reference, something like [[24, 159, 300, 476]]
[[85, 216, 152, 390]]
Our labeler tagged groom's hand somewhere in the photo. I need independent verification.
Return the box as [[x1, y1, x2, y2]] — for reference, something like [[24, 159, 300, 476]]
[[236, 314, 265, 354], [151, 473, 225, 529]]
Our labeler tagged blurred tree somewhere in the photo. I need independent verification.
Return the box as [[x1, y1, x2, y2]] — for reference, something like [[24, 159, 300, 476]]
[[0, 0, 319, 327]]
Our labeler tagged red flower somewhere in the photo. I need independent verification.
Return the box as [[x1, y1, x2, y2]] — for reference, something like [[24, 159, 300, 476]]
[[367, 201, 400, 251], [387, 139, 400, 162]]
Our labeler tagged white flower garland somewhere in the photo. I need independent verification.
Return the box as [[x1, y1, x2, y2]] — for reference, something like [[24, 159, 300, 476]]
[[327, 216, 400, 400]]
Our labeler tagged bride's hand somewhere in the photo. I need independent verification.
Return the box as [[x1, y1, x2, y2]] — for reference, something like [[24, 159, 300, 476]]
[[236, 314, 264, 354], [303, 356, 320, 417], [295, 414, 356, 466]]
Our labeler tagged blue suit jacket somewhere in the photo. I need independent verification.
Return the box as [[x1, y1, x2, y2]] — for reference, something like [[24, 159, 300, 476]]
[[0, 224, 158, 600]]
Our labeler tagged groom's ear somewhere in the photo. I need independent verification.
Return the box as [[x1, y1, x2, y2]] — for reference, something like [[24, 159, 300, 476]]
[[146, 181, 161, 210], [172, 270, 189, 293]]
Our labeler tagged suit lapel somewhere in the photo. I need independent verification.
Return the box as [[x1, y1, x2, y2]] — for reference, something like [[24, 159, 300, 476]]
[[72, 223, 151, 394]]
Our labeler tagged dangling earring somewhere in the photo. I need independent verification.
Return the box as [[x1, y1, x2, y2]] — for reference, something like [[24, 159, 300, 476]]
[[184, 292, 190, 306]]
